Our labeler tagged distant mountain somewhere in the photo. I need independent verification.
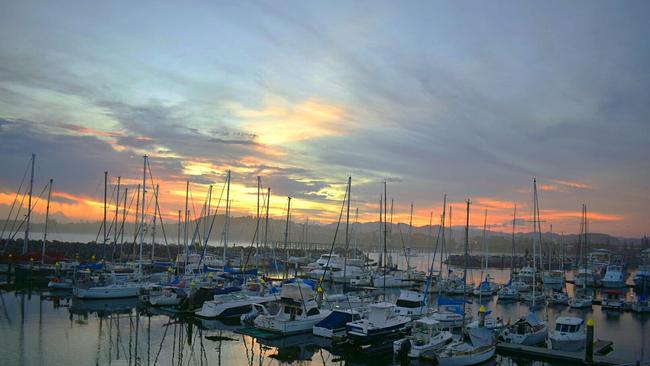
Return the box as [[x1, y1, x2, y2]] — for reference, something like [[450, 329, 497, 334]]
[[1, 216, 644, 255]]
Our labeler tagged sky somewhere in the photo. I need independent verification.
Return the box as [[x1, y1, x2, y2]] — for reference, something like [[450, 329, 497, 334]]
[[0, 0, 648, 238]]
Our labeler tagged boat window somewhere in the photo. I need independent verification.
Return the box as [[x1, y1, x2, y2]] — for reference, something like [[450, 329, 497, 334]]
[[396, 300, 421, 308], [307, 308, 320, 316], [555, 324, 563, 331], [284, 307, 292, 314], [296, 308, 303, 316]]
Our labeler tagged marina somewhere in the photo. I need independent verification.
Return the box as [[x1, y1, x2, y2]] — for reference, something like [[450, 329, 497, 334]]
[[1, 2, 650, 365]]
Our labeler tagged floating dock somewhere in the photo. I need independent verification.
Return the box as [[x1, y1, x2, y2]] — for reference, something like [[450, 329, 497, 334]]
[[496, 340, 624, 365]]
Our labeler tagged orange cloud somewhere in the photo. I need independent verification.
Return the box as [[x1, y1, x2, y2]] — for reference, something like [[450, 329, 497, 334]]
[[227, 96, 349, 145]]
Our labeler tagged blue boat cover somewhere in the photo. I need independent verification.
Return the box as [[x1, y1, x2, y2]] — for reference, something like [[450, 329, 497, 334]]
[[524, 313, 541, 326], [284, 278, 316, 290], [78, 263, 104, 271], [315, 311, 354, 329]]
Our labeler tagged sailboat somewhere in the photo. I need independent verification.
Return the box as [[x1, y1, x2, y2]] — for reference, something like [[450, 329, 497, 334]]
[[569, 204, 594, 309], [473, 210, 499, 297], [436, 199, 496, 366], [499, 206, 523, 301], [500, 179, 548, 345], [345, 182, 412, 347], [74, 157, 153, 299], [548, 233, 569, 305], [395, 200, 445, 319]]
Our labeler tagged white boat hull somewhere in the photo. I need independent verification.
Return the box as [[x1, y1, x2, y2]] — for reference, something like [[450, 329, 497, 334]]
[[550, 336, 586, 351], [73, 284, 143, 299], [436, 345, 495, 366]]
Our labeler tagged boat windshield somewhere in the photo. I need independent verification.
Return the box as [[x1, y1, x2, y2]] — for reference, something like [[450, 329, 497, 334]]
[[396, 299, 421, 308], [555, 324, 579, 332]]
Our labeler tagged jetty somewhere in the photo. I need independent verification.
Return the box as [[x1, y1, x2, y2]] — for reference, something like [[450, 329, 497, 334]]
[[495, 340, 622, 365]]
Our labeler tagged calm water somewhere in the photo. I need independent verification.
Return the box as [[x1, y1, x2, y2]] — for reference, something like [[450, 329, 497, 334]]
[[1, 255, 649, 366]]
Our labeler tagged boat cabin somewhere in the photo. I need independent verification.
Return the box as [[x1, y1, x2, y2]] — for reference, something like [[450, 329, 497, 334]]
[[554, 317, 583, 333]]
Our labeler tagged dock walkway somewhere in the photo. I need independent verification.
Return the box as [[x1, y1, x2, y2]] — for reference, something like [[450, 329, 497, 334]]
[[496, 340, 624, 365]]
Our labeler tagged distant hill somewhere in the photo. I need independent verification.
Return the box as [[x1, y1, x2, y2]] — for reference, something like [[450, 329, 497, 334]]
[[2, 215, 646, 255]]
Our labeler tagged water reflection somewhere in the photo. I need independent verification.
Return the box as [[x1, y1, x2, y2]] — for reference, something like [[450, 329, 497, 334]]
[[1, 265, 650, 365]]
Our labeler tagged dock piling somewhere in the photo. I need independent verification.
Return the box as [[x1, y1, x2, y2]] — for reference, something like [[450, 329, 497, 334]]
[[586, 318, 595, 363]]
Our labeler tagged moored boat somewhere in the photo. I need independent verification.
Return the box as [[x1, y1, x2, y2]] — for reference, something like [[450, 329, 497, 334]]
[[549, 316, 586, 351]]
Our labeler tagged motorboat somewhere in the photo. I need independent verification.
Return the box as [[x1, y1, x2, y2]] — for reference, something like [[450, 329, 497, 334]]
[[393, 317, 453, 358], [588, 249, 611, 279], [549, 316, 586, 351], [574, 267, 595, 287], [465, 316, 505, 333], [305, 254, 342, 270], [547, 290, 569, 305], [196, 291, 279, 318], [569, 294, 593, 309], [346, 302, 411, 345], [313, 308, 363, 339], [436, 327, 496, 366], [149, 286, 186, 306], [372, 271, 416, 288], [330, 265, 366, 284], [542, 270, 565, 286], [510, 281, 530, 292], [499, 313, 548, 346], [497, 286, 519, 301], [633, 265, 650, 290], [394, 289, 428, 318], [515, 266, 535, 285], [601, 290, 625, 311], [602, 264, 626, 288], [253, 279, 331, 335], [73, 281, 147, 299]]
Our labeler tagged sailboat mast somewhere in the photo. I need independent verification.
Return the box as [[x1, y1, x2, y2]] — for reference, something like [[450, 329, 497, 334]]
[[223, 170, 231, 262], [112, 176, 120, 262], [343, 176, 351, 288], [40, 179, 53, 264], [283, 197, 291, 279], [383, 181, 388, 299], [353, 208, 359, 259], [462, 199, 470, 330], [264, 188, 270, 250], [532, 178, 538, 308], [103, 171, 108, 251], [138, 155, 147, 277], [478, 208, 487, 302], [511, 204, 517, 276], [133, 183, 141, 258], [23, 153, 35, 255], [184, 181, 189, 248], [120, 187, 127, 260], [549, 224, 553, 271], [256, 176, 261, 254], [151, 184, 158, 261]]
